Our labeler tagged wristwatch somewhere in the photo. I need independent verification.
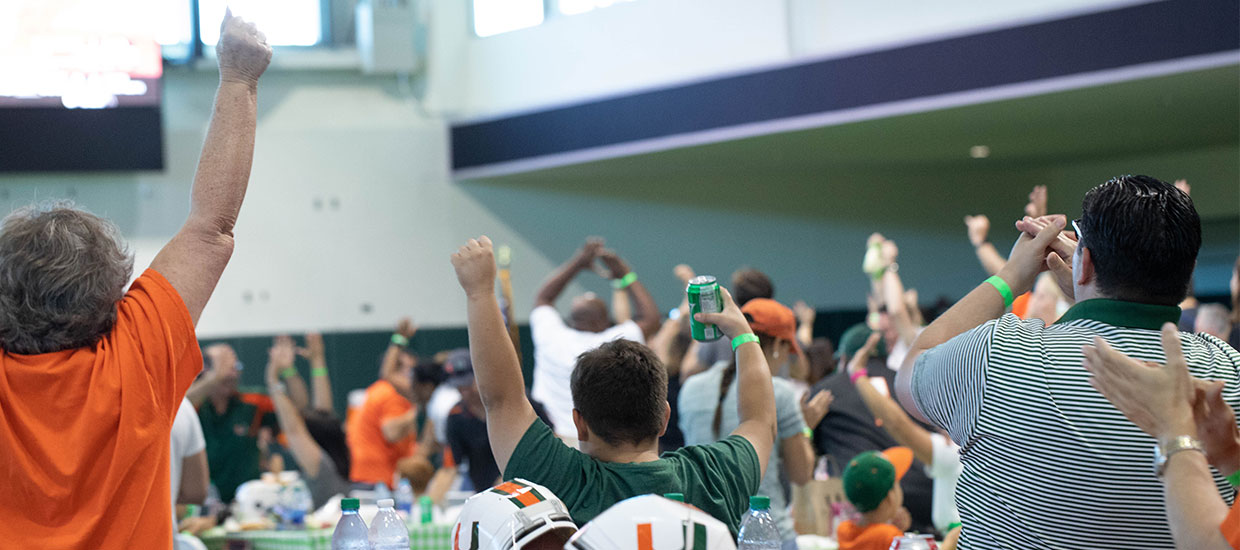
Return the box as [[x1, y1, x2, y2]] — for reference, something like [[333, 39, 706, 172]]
[[1153, 435, 1205, 479]]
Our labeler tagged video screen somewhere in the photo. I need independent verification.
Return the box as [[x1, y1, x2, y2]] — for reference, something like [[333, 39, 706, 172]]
[[0, 0, 165, 172]]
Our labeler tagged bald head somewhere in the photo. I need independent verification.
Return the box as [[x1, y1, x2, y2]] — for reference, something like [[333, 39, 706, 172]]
[[570, 293, 611, 333]]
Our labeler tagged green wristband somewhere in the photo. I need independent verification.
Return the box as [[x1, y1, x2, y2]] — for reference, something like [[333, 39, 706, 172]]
[[801, 427, 813, 439], [732, 333, 760, 351], [391, 333, 410, 347], [984, 275, 1015, 308], [279, 367, 297, 380], [947, 522, 962, 532], [611, 272, 638, 289], [311, 366, 328, 377], [1226, 469, 1240, 488]]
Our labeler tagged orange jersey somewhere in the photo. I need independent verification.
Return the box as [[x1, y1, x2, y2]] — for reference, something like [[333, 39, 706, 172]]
[[837, 519, 904, 550], [1223, 497, 1240, 550], [0, 270, 201, 549], [347, 379, 414, 486]]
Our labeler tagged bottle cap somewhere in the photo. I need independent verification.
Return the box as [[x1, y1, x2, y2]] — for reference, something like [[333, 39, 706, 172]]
[[341, 498, 360, 511], [749, 495, 770, 510], [663, 493, 685, 502], [377, 498, 395, 508]]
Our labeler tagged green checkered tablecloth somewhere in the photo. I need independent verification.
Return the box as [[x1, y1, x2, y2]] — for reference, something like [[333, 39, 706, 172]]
[[199, 524, 452, 550]]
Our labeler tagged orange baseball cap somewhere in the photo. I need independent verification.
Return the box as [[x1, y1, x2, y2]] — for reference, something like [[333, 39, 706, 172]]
[[740, 298, 801, 355]]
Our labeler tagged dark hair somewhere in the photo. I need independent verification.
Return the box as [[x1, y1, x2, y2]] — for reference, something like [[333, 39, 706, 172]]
[[413, 358, 446, 386], [303, 409, 350, 479], [0, 203, 133, 354], [570, 339, 667, 446], [805, 337, 837, 386], [732, 268, 774, 306], [713, 331, 776, 438], [1078, 175, 1201, 305]]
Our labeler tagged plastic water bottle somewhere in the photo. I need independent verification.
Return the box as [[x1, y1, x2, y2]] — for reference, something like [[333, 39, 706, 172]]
[[394, 478, 414, 519], [332, 498, 371, 550], [277, 480, 313, 528], [369, 498, 411, 550], [736, 496, 781, 549]]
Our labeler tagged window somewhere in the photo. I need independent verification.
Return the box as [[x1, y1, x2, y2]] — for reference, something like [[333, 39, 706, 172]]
[[198, 0, 323, 46], [473, 0, 545, 37], [557, 0, 635, 16]]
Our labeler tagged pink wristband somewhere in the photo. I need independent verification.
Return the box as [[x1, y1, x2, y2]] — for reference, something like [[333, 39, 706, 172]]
[[849, 370, 867, 384]]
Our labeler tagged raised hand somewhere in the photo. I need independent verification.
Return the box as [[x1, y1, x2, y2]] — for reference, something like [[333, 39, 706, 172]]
[[1014, 215, 1076, 301], [848, 332, 884, 376], [395, 318, 418, 340], [1024, 185, 1048, 218], [205, 343, 240, 381], [297, 332, 325, 361], [452, 236, 498, 298], [793, 300, 816, 326], [692, 287, 753, 340], [216, 9, 272, 87], [880, 239, 899, 267], [573, 237, 605, 269], [1174, 179, 1190, 196], [673, 264, 697, 284], [267, 335, 296, 383], [964, 215, 990, 247], [997, 216, 1065, 295], [1191, 378, 1240, 475], [597, 248, 632, 279], [801, 389, 833, 429]]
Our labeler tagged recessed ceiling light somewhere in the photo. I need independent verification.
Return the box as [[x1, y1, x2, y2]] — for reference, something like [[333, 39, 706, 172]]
[[970, 145, 990, 159]]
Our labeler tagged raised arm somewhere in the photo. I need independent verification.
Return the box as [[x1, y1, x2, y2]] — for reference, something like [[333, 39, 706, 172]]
[[271, 335, 310, 410], [897, 218, 1065, 421], [964, 215, 1007, 276], [599, 249, 661, 338], [876, 239, 920, 346], [694, 288, 776, 477], [379, 318, 417, 379], [150, 12, 271, 324], [534, 239, 603, 308], [186, 344, 239, 408], [299, 332, 333, 413], [849, 332, 934, 464], [453, 236, 538, 472], [265, 337, 325, 478]]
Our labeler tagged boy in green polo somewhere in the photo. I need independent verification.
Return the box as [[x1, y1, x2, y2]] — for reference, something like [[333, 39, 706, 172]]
[[449, 236, 777, 534]]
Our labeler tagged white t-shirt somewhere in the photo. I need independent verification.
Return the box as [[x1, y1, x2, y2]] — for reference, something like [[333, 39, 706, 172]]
[[926, 433, 963, 533], [169, 398, 205, 527], [427, 385, 461, 444], [529, 305, 645, 436]]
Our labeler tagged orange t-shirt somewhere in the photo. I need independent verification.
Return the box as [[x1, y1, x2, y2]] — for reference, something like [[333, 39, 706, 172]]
[[347, 379, 414, 486], [837, 520, 904, 550], [1011, 291, 1033, 318], [1223, 497, 1240, 550], [0, 269, 201, 550]]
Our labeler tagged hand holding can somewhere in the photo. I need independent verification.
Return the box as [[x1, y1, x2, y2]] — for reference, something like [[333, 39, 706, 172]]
[[690, 281, 753, 341]]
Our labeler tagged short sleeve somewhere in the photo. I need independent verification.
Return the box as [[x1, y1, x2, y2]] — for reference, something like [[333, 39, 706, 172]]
[[697, 339, 730, 366], [529, 306, 568, 347], [115, 269, 203, 421], [502, 419, 593, 509], [690, 436, 762, 518], [601, 320, 645, 345], [180, 399, 206, 456], [378, 385, 413, 421], [910, 319, 996, 446], [773, 381, 807, 440]]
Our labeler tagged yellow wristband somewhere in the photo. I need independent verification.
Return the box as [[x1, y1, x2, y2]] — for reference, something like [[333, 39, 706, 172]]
[[985, 275, 1015, 309]]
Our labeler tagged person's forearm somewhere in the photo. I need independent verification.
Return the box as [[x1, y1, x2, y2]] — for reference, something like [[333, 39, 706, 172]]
[[974, 242, 1007, 276], [183, 81, 257, 240], [381, 410, 418, 443], [282, 373, 310, 411], [534, 258, 583, 307], [425, 467, 457, 506], [268, 385, 311, 441], [310, 357, 333, 412], [896, 281, 1005, 417], [186, 376, 220, 408], [612, 289, 632, 323], [882, 270, 919, 345], [1163, 450, 1231, 549], [855, 374, 934, 464], [735, 340, 777, 429], [467, 292, 531, 412], [680, 341, 705, 383], [797, 321, 813, 348], [650, 318, 681, 366], [379, 343, 403, 380], [625, 281, 660, 327]]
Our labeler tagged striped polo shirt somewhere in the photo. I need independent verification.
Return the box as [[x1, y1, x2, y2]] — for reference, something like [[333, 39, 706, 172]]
[[911, 298, 1240, 550]]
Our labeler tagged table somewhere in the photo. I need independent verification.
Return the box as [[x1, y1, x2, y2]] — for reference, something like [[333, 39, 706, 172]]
[[199, 524, 453, 550]]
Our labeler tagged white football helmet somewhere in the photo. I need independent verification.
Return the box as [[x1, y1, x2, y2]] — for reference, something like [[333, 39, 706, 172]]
[[454, 479, 577, 550], [565, 495, 736, 550]]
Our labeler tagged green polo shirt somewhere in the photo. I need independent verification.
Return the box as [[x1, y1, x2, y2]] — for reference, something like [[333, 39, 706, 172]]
[[503, 418, 760, 536], [198, 393, 278, 502]]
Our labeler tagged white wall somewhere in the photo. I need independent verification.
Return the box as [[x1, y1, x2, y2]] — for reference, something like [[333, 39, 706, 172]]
[[0, 69, 572, 337], [426, 0, 1158, 119]]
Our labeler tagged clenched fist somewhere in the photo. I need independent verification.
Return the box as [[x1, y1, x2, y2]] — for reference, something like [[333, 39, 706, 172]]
[[217, 9, 272, 87], [452, 236, 497, 298]]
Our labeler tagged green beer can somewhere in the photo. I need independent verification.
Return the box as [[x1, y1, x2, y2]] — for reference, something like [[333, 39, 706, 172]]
[[687, 276, 723, 341]]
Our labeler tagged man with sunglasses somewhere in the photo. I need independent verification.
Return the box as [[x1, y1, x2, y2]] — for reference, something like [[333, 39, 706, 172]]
[[895, 175, 1240, 549]]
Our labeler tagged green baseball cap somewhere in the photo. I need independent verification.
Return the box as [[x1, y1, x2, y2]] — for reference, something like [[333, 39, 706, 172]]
[[836, 324, 887, 360], [842, 447, 912, 512]]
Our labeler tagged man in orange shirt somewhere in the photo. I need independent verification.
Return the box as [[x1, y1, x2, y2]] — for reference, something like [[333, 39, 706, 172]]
[[0, 12, 270, 549], [837, 447, 914, 550], [347, 330, 419, 489]]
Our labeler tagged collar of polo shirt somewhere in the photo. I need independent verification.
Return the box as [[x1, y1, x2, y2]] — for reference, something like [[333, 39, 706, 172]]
[[1053, 298, 1182, 330]]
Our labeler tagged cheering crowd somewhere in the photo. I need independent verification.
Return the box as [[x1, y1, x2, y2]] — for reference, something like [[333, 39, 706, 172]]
[[0, 13, 1238, 550]]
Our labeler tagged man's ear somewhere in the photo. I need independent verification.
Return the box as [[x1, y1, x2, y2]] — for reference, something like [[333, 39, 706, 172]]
[[659, 400, 671, 438], [572, 409, 590, 443], [1077, 247, 1095, 287]]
